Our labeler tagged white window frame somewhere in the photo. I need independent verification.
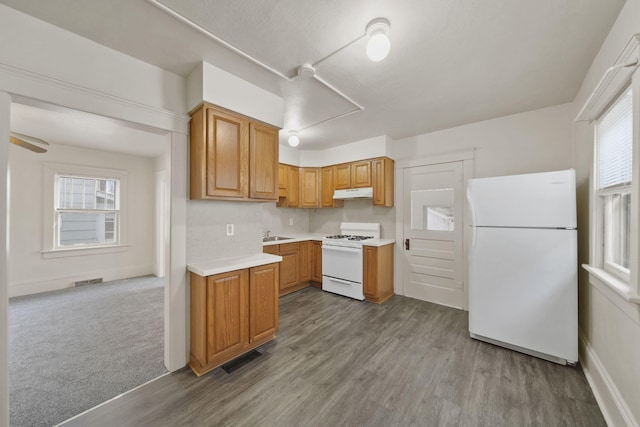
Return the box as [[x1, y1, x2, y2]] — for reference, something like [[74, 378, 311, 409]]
[[593, 87, 633, 283], [583, 66, 640, 305], [42, 163, 129, 258]]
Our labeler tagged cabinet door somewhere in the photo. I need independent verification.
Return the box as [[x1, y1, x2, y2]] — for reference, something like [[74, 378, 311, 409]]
[[299, 241, 312, 282], [321, 167, 343, 208], [206, 270, 249, 365], [334, 163, 351, 190], [249, 122, 279, 200], [249, 263, 279, 343], [300, 168, 320, 208], [288, 166, 300, 207], [372, 157, 394, 207], [206, 107, 249, 198], [279, 242, 300, 291], [363, 246, 378, 298], [351, 160, 372, 188], [311, 241, 323, 282], [278, 164, 288, 198]]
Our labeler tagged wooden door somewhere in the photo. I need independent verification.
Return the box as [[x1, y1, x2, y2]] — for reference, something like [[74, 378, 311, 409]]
[[288, 166, 300, 207], [278, 164, 288, 197], [299, 241, 312, 282], [334, 164, 351, 189], [402, 162, 465, 308], [372, 157, 394, 207], [351, 160, 372, 188], [206, 270, 248, 365], [249, 263, 279, 343], [278, 242, 299, 292], [363, 246, 378, 298], [300, 168, 320, 208], [249, 122, 278, 200], [311, 241, 323, 282], [206, 107, 249, 198]]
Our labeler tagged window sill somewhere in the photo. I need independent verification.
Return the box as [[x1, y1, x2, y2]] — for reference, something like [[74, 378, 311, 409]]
[[582, 264, 640, 304], [41, 244, 129, 259]]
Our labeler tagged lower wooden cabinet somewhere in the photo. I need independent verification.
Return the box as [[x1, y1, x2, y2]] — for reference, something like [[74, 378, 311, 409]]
[[363, 244, 394, 304], [311, 240, 323, 284], [263, 242, 313, 296], [189, 263, 279, 377], [299, 240, 312, 282]]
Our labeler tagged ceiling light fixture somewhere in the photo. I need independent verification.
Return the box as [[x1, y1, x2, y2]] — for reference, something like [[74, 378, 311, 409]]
[[366, 18, 391, 62], [288, 131, 300, 147]]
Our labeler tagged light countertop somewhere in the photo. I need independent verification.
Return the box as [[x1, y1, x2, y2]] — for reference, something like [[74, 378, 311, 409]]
[[261, 233, 326, 246], [188, 253, 283, 277]]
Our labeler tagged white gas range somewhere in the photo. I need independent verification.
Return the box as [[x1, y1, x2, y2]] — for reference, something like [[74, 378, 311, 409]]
[[322, 222, 380, 300]]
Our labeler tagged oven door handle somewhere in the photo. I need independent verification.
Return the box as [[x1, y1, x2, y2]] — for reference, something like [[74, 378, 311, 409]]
[[325, 276, 358, 286], [322, 245, 361, 253]]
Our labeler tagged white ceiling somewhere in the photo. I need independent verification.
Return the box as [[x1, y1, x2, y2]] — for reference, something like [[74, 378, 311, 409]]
[[10, 100, 171, 158], [1, 0, 626, 152]]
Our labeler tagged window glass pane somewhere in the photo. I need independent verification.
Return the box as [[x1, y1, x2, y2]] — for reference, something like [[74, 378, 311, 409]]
[[426, 206, 454, 231], [56, 175, 118, 211], [58, 212, 117, 246], [411, 188, 454, 231], [597, 88, 632, 189], [603, 192, 630, 271]]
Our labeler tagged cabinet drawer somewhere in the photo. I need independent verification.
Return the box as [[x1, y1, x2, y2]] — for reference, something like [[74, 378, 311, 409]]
[[279, 242, 300, 253], [263, 245, 279, 255]]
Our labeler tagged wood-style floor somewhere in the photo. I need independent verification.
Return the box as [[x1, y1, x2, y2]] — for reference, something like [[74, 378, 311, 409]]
[[61, 287, 605, 427]]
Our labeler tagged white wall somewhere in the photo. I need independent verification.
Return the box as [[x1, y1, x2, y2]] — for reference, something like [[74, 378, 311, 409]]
[[187, 62, 284, 127], [391, 103, 574, 178], [309, 201, 396, 238], [7, 143, 157, 297], [262, 203, 310, 236], [186, 201, 264, 263], [572, 1, 640, 425]]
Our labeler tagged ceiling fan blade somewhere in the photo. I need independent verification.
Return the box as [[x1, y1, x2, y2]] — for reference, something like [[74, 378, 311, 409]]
[[9, 135, 48, 153]]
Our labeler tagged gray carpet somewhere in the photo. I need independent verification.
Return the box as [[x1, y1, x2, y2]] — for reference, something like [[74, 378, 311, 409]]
[[9, 275, 167, 427]]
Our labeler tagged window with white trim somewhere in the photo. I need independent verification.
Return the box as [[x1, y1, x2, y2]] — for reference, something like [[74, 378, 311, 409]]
[[43, 163, 128, 256], [55, 175, 120, 248], [595, 87, 632, 282]]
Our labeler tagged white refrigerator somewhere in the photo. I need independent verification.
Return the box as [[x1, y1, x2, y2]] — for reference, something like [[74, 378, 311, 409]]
[[467, 169, 578, 365]]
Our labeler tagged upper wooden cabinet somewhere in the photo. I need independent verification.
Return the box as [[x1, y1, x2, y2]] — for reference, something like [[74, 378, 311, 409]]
[[321, 167, 343, 208], [351, 160, 372, 188], [300, 168, 320, 208], [277, 164, 299, 208], [278, 164, 288, 198], [334, 163, 351, 190], [190, 103, 279, 201], [276, 156, 394, 209], [372, 157, 394, 207], [249, 122, 279, 200]]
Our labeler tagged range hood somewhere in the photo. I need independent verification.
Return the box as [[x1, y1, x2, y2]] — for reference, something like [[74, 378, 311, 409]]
[[333, 187, 374, 200]]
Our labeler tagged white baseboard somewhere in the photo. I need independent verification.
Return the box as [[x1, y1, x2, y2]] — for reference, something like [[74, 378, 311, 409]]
[[579, 328, 639, 427], [8, 264, 156, 297]]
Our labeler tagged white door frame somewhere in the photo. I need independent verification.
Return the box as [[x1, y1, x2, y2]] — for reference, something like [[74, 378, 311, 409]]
[[394, 150, 475, 309], [0, 66, 189, 425]]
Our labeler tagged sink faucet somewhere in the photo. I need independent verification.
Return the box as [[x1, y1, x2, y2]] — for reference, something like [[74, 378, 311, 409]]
[[264, 230, 271, 238]]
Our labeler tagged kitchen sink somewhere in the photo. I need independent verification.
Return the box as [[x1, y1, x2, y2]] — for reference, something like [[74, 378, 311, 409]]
[[262, 236, 293, 242]]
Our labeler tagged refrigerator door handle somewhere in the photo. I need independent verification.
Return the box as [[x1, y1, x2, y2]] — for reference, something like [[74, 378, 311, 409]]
[[467, 188, 477, 254]]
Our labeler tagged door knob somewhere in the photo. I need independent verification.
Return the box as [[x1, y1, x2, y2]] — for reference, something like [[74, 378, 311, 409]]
[[405, 238, 410, 250]]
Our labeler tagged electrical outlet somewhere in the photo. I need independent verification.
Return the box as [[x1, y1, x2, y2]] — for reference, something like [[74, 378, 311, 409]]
[[289, 218, 294, 225], [226, 223, 234, 236]]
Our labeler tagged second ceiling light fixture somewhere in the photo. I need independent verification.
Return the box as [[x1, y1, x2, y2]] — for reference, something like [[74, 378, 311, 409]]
[[287, 17, 391, 147]]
